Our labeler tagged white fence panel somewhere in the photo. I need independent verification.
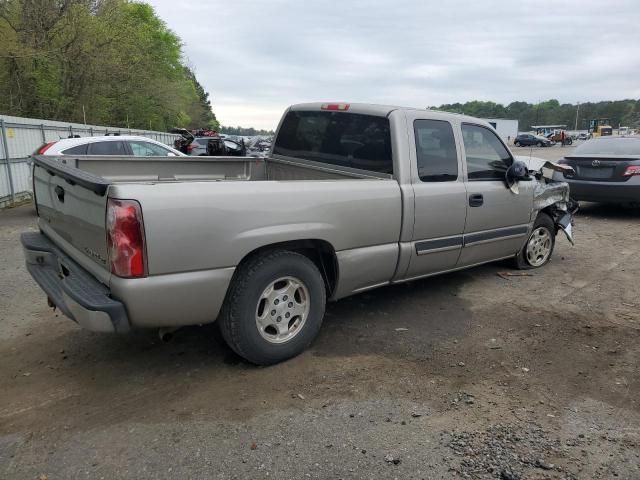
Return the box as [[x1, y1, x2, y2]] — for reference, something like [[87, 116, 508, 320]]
[[10, 161, 32, 195], [0, 166, 10, 199]]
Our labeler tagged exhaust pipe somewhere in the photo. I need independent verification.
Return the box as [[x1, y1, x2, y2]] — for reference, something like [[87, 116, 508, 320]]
[[158, 327, 178, 343]]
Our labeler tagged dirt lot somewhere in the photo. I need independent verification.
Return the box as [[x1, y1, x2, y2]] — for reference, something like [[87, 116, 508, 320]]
[[1, 146, 639, 479]]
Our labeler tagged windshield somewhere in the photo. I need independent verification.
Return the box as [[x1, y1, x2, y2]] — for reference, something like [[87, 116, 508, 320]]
[[574, 138, 640, 156]]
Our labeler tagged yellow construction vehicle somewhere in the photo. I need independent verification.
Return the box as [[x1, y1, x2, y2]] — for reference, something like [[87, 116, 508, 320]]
[[588, 118, 613, 137]]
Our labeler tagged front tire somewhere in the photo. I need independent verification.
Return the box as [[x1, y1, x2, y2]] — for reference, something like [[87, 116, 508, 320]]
[[536, 141, 543, 147], [514, 213, 556, 269], [514, 140, 520, 147], [219, 250, 326, 365]]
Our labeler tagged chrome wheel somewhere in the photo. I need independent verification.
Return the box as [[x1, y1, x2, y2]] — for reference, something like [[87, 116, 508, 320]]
[[525, 227, 552, 267], [255, 276, 310, 344]]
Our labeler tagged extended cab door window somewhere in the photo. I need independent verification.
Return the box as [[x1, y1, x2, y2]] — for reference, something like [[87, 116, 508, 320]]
[[414, 119, 458, 181], [461, 124, 512, 180]]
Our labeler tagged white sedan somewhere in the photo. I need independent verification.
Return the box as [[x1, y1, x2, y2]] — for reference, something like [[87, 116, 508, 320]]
[[35, 135, 186, 156]]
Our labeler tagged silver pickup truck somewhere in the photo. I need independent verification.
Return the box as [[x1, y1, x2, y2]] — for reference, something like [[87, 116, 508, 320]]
[[22, 103, 575, 365]]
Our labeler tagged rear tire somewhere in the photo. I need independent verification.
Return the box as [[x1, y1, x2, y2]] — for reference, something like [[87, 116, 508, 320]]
[[514, 140, 520, 147], [514, 213, 556, 270], [536, 141, 543, 147], [219, 250, 326, 365]]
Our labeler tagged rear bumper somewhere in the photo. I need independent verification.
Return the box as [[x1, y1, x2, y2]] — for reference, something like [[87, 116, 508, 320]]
[[21, 232, 130, 333], [554, 175, 640, 203]]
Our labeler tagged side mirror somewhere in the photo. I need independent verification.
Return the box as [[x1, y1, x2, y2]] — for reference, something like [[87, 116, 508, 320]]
[[507, 160, 531, 181], [505, 160, 531, 194]]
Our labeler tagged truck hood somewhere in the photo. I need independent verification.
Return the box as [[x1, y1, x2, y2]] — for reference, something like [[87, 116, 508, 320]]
[[515, 155, 575, 179]]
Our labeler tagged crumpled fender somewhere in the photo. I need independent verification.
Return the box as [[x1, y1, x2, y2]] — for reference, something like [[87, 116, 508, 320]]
[[533, 181, 571, 211], [512, 155, 577, 245], [531, 177, 577, 245]]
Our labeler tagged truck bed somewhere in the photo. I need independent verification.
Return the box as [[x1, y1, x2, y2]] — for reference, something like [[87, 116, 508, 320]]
[[49, 154, 391, 184], [31, 154, 402, 297]]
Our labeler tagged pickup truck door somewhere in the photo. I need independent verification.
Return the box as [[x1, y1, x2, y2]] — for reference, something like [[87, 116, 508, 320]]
[[458, 123, 534, 266], [403, 117, 467, 280]]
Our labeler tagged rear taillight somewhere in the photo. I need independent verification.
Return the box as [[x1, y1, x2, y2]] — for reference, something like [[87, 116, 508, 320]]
[[36, 142, 56, 154], [106, 198, 147, 278], [623, 166, 640, 177], [186, 143, 197, 152]]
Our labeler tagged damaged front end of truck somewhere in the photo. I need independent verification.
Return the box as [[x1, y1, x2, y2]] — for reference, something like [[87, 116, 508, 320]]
[[513, 156, 579, 245]]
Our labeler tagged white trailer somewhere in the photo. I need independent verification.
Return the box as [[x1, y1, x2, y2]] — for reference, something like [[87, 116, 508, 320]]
[[482, 118, 519, 144]]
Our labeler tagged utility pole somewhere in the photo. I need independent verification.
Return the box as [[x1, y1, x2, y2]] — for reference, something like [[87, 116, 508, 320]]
[[574, 102, 580, 131]]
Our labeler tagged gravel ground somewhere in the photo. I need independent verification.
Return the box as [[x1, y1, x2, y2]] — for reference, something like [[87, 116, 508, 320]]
[[1, 145, 639, 479]]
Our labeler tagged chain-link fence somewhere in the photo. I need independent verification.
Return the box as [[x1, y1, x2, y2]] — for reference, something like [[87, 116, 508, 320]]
[[0, 114, 179, 208]]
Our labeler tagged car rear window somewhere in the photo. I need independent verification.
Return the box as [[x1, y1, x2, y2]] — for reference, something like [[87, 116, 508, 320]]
[[574, 138, 640, 155], [273, 110, 393, 174], [61, 144, 88, 155]]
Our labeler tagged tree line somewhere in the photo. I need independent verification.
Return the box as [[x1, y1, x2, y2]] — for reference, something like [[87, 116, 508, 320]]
[[435, 99, 640, 132], [0, 0, 218, 131], [220, 126, 275, 137]]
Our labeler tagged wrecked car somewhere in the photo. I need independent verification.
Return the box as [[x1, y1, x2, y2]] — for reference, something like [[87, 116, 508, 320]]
[[246, 135, 273, 158], [22, 103, 575, 365], [171, 128, 246, 156]]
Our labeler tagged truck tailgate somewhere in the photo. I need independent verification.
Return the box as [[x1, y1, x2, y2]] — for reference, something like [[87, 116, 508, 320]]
[[33, 156, 111, 274]]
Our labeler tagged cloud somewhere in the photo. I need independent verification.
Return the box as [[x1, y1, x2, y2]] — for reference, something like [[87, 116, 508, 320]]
[[149, 0, 640, 130]]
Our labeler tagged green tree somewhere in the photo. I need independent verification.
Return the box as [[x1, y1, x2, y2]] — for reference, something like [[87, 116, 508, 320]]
[[0, 0, 218, 131], [437, 99, 640, 131], [220, 126, 275, 136]]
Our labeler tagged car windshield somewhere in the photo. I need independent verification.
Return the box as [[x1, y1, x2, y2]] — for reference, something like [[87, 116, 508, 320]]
[[574, 138, 640, 155]]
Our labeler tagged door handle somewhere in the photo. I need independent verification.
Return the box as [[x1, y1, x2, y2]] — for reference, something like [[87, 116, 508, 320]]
[[469, 193, 483, 207]]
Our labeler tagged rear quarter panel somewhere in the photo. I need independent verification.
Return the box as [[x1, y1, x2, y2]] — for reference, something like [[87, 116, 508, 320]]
[[109, 179, 402, 275]]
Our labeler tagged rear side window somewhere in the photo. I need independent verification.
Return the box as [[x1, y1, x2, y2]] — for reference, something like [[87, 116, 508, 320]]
[[273, 111, 393, 174], [129, 141, 172, 156], [61, 144, 88, 155], [462, 124, 512, 181], [87, 141, 127, 155], [414, 119, 458, 181]]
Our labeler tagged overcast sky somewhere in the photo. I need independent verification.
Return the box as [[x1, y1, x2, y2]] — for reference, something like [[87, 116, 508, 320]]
[[148, 0, 639, 130]]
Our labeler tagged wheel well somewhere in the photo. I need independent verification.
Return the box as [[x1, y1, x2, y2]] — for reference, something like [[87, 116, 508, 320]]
[[538, 208, 554, 219], [237, 240, 338, 296], [536, 208, 559, 232]]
